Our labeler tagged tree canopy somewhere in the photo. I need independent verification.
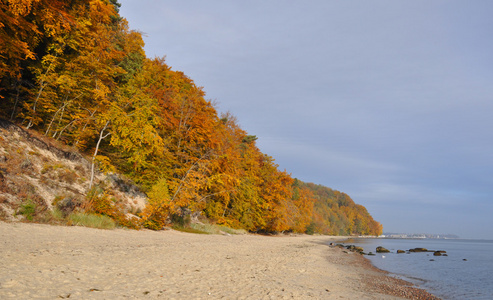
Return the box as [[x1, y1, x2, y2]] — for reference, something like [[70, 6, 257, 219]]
[[0, 0, 382, 235]]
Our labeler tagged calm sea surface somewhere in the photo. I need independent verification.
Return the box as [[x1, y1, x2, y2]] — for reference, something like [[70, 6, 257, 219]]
[[344, 238, 493, 300]]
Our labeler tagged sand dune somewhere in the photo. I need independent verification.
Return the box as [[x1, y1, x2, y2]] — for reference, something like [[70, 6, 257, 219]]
[[0, 222, 438, 299]]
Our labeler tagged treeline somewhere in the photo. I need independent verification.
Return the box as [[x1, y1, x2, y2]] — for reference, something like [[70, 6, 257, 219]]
[[303, 182, 383, 235], [0, 0, 382, 235]]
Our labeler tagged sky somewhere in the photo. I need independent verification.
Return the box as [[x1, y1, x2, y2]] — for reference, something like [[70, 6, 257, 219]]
[[119, 0, 493, 239]]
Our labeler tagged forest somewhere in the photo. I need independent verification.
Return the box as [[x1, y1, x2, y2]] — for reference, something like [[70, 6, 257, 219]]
[[0, 0, 382, 235]]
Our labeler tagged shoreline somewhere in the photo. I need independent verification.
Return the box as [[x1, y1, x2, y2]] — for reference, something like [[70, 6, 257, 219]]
[[0, 222, 439, 299], [344, 249, 441, 299], [331, 236, 442, 300]]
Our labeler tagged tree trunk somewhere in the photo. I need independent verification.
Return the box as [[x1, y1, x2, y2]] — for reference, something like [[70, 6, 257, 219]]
[[89, 120, 111, 190]]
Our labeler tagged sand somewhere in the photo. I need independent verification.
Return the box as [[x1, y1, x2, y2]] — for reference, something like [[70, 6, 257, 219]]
[[0, 222, 439, 299]]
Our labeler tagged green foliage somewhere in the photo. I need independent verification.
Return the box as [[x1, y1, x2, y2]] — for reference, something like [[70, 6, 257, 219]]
[[17, 199, 37, 221], [171, 213, 191, 228], [241, 135, 258, 144], [49, 208, 64, 221], [305, 221, 316, 235]]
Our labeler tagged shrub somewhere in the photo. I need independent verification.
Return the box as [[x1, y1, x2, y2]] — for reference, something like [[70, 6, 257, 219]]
[[140, 178, 172, 230], [17, 199, 36, 221], [82, 186, 141, 229], [171, 213, 191, 227], [54, 196, 83, 217], [305, 222, 316, 235], [140, 203, 168, 230], [40, 163, 78, 183]]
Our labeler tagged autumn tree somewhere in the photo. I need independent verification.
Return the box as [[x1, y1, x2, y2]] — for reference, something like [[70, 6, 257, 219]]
[[0, 0, 382, 235]]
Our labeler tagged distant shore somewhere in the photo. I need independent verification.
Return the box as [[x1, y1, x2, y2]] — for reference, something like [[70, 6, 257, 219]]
[[0, 222, 439, 299]]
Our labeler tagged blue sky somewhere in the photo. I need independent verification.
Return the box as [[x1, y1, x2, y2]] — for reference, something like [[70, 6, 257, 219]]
[[119, 0, 493, 239]]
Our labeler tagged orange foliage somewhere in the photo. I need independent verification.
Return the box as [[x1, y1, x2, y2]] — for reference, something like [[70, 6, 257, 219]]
[[0, 0, 383, 235]]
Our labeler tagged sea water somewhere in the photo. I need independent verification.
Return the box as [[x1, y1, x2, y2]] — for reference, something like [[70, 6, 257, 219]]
[[346, 238, 493, 300]]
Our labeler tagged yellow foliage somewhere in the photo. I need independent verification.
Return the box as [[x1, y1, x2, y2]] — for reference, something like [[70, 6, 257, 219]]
[[0, 0, 382, 236], [148, 177, 170, 205], [140, 202, 169, 230], [95, 155, 115, 174]]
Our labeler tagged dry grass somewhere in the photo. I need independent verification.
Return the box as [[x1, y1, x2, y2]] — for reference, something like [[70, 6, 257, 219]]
[[172, 225, 210, 234], [24, 127, 79, 155], [57, 168, 78, 184], [68, 213, 116, 230], [189, 222, 247, 235]]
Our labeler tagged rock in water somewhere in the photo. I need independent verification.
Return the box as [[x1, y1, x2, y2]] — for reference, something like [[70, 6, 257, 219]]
[[376, 246, 390, 253], [409, 248, 428, 252]]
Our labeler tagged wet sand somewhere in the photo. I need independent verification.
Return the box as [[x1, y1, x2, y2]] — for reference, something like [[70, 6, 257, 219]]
[[0, 222, 439, 299]]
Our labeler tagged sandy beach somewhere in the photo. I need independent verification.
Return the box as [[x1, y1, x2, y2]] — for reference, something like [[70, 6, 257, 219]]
[[0, 222, 439, 299]]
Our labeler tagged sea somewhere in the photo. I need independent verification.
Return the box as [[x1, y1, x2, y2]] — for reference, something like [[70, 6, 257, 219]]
[[343, 238, 493, 300]]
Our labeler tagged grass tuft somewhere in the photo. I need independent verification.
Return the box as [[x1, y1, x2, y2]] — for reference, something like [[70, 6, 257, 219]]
[[189, 222, 247, 235], [172, 225, 209, 234], [68, 213, 116, 230]]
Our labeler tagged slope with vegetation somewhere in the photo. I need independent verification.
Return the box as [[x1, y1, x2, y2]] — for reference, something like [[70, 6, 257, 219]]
[[0, 0, 382, 235], [0, 117, 147, 228]]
